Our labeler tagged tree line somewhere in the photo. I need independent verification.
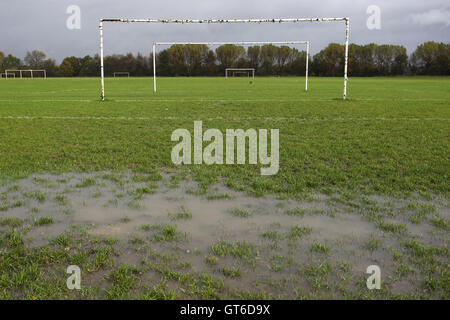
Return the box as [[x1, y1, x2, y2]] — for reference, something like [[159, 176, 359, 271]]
[[1, 41, 448, 77]]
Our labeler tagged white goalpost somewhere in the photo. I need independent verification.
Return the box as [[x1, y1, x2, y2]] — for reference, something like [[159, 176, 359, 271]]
[[5, 69, 47, 79], [113, 72, 130, 77], [152, 40, 310, 93], [225, 68, 255, 78], [99, 18, 350, 100]]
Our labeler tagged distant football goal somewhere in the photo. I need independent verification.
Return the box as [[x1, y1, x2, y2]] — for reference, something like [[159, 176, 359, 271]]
[[225, 68, 255, 78], [0, 73, 15, 78], [113, 72, 130, 77], [152, 41, 310, 93], [5, 70, 47, 78]]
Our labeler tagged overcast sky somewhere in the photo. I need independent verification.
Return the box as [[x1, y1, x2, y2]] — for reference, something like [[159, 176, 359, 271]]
[[1, 0, 449, 62]]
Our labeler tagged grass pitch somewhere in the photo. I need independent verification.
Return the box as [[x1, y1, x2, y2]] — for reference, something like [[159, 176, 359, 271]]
[[0, 77, 449, 194], [0, 76, 448, 299]]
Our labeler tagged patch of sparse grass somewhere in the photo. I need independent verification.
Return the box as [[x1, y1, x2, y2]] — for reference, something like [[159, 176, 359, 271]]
[[106, 265, 139, 299], [403, 240, 447, 257], [285, 207, 306, 216], [301, 262, 332, 291], [288, 225, 312, 240], [70, 252, 89, 266], [269, 254, 289, 272], [363, 237, 380, 251], [377, 221, 407, 233], [149, 224, 184, 242], [120, 216, 131, 223], [92, 246, 115, 270], [139, 224, 151, 231], [169, 206, 193, 220], [128, 236, 145, 245], [133, 186, 156, 199], [0, 217, 23, 228], [10, 200, 22, 208], [430, 217, 449, 230], [51, 233, 72, 247], [140, 282, 177, 300], [127, 199, 143, 210], [103, 237, 119, 245], [33, 216, 54, 226], [205, 255, 218, 265], [310, 242, 330, 254], [229, 208, 251, 218], [405, 202, 436, 224], [176, 261, 191, 269], [101, 173, 122, 184], [221, 267, 242, 278], [236, 290, 273, 300], [210, 240, 258, 263], [55, 194, 69, 206], [262, 230, 280, 241], [133, 173, 162, 182], [206, 193, 234, 200], [92, 191, 102, 198], [75, 178, 96, 188], [3, 231, 24, 247], [24, 191, 46, 203], [395, 263, 415, 278]]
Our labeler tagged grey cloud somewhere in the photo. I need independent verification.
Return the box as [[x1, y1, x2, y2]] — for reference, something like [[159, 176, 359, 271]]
[[409, 8, 450, 26], [0, 0, 449, 62]]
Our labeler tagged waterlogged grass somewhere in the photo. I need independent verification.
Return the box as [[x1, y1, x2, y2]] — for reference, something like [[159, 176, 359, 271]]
[[33, 216, 54, 226], [0, 77, 449, 300], [210, 240, 258, 264], [144, 224, 185, 242], [0, 77, 448, 196], [168, 206, 192, 220], [229, 208, 251, 218], [0, 206, 448, 299]]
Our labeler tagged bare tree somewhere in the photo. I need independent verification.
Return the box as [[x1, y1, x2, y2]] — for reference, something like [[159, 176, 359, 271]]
[[24, 50, 46, 69]]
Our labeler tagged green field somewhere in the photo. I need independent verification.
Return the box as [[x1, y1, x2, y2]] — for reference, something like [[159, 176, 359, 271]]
[[1, 77, 449, 194], [0, 77, 449, 299]]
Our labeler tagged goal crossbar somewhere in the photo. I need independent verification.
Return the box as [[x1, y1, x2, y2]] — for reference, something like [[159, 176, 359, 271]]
[[152, 40, 310, 92], [99, 17, 350, 100]]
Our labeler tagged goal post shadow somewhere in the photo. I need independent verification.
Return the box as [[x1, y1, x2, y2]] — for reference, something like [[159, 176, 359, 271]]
[[99, 18, 349, 100]]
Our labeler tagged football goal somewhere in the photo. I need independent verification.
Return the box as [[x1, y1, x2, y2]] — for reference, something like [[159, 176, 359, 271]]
[[99, 18, 350, 100], [225, 68, 255, 78], [152, 40, 310, 93], [5, 69, 47, 78], [113, 72, 130, 77], [0, 73, 15, 78]]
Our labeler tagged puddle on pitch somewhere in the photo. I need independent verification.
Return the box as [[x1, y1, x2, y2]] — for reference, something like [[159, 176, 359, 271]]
[[0, 171, 448, 297]]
